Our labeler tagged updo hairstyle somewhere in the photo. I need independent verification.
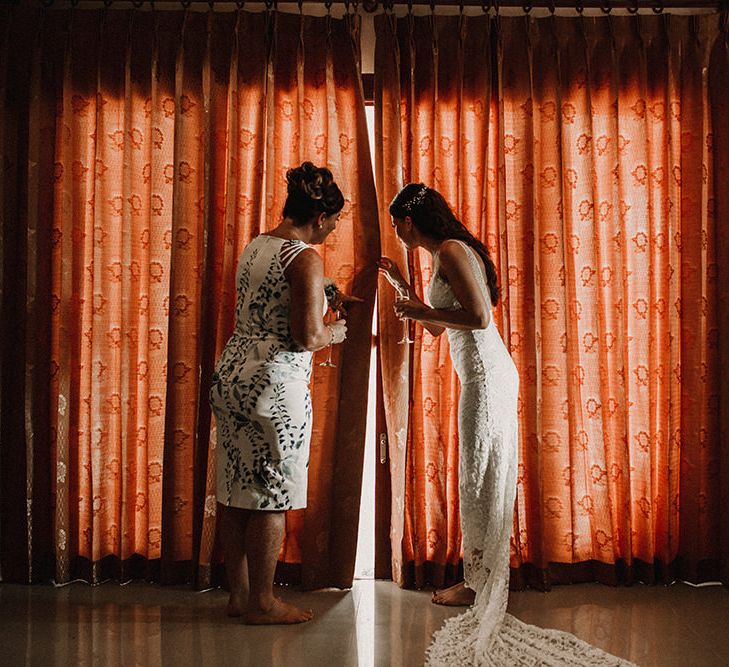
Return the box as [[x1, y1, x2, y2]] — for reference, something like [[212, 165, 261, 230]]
[[283, 161, 344, 225]]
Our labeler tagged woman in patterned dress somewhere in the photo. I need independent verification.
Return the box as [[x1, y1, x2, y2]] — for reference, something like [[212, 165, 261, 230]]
[[210, 162, 347, 625]]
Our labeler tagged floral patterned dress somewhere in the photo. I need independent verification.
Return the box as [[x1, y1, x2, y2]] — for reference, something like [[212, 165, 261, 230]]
[[210, 235, 317, 511]]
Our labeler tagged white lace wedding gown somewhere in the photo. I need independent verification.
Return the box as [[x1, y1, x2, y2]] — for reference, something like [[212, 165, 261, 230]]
[[425, 240, 633, 667]]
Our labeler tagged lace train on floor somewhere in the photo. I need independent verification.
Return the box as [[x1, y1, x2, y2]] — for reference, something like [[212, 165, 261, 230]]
[[425, 611, 635, 666]]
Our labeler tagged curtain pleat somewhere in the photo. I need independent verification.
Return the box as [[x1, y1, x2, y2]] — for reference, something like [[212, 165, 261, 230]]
[[28, 11, 58, 583], [373, 12, 411, 587], [709, 22, 729, 587], [1, 9, 31, 582], [375, 11, 728, 589], [0, 7, 378, 589]]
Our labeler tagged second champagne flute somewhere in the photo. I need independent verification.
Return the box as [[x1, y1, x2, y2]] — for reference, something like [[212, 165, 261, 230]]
[[396, 290, 414, 345], [319, 309, 341, 367]]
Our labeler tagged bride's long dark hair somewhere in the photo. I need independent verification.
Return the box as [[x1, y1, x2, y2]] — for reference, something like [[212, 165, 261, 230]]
[[390, 183, 501, 305]]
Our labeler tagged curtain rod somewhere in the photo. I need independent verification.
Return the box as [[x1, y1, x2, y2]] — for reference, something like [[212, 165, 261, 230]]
[[21, 0, 728, 9]]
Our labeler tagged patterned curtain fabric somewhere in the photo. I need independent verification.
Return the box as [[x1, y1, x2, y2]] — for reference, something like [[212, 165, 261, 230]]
[[0, 7, 379, 588], [374, 11, 496, 588], [374, 11, 729, 590]]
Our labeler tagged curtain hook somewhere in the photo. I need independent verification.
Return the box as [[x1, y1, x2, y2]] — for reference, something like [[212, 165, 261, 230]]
[[152, 0, 159, 65], [547, 0, 555, 15], [690, 13, 703, 47], [627, 0, 639, 15], [325, 0, 332, 44], [600, 1, 612, 14], [128, 2, 137, 52], [100, 0, 108, 41], [430, 0, 437, 56], [652, 1, 664, 14], [523, 3, 532, 14], [606, 3, 616, 50], [575, 0, 584, 16]]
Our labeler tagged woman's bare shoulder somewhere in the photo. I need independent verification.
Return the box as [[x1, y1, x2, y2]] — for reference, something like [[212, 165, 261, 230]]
[[284, 247, 322, 276]]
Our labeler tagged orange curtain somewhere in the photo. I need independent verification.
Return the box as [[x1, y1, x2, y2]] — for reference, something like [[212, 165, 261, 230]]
[[374, 11, 496, 587], [375, 11, 729, 589], [0, 7, 378, 588]]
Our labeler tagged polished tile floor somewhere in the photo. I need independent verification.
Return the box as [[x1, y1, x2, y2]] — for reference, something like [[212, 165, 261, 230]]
[[0, 579, 727, 666]]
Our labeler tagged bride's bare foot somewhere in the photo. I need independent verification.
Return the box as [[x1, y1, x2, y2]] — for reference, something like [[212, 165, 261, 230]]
[[243, 597, 314, 625], [431, 581, 476, 606], [226, 592, 247, 617]]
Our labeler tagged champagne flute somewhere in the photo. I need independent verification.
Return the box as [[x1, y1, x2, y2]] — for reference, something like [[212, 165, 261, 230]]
[[319, 308, 340, 367], [319, 344, 336, 367], [396, 289, 415, 345]]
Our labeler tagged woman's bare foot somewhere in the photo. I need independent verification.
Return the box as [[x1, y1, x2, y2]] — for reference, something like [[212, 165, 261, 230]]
[[431, 581, 476, 606], [243, 597, 314, 625], [226, 592, 247, 617]]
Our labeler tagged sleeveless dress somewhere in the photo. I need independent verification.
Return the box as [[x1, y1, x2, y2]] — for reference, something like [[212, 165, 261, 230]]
[[210, 235, 316, 511], [425, 240, 633, 666]]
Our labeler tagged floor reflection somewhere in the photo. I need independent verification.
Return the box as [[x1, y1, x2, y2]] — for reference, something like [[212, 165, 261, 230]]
[[0, 579, 727, 666]]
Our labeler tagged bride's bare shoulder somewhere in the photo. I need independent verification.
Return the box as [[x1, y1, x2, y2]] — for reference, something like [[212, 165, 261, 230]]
[[437, 239, 473, 267]]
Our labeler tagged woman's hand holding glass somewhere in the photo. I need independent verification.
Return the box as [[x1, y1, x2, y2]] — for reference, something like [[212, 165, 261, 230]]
[[328, 318, 347, 344], [319, 316, 347, 367]]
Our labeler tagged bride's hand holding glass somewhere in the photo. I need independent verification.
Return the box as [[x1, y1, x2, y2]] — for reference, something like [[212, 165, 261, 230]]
[[393, 294, 427, 322], [378, 257, 417, 343]]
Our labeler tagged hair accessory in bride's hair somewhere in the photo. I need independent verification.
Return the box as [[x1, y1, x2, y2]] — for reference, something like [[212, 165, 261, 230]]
[[402, 185, 428, 213]]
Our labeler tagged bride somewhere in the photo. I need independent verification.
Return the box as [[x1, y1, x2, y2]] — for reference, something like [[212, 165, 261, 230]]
[[378, 183, 632, 666]]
